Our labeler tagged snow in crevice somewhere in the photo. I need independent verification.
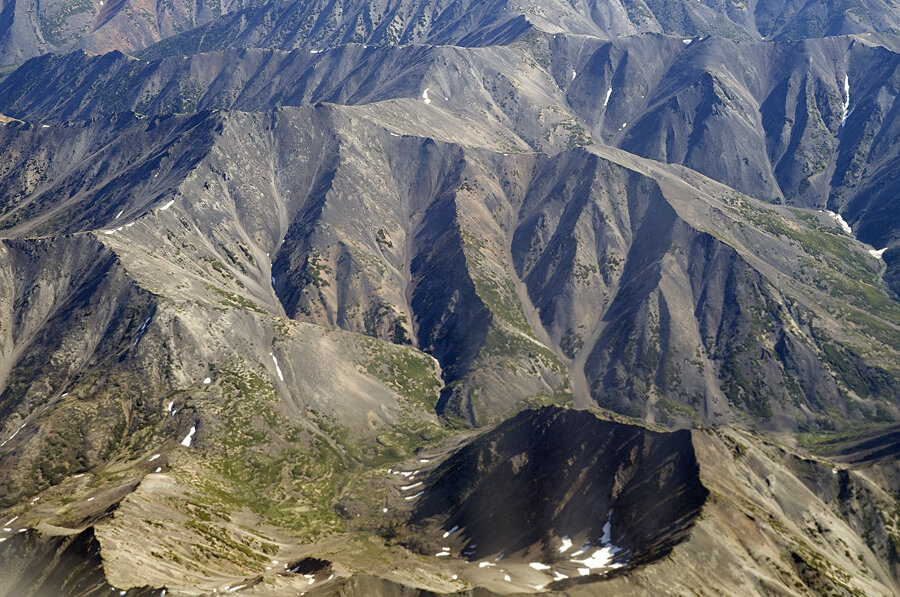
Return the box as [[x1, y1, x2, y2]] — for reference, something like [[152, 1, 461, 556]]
[[159, 199, 175, 211], [841, 74, 851, 127], [270, 352, 284, 381], [825, 210, 853, 235], [529, 562, 551, 570], [115, 210, 123, 219], [166, 401, 174, 415], [603, 88, 612, 107], [442, 525, 459, 538], [3, 517, 18, 526], [133, 316, 151, 346], [559, 535, 573, 552], [2, 422, 27, 446], [180, 425, 196, 447], [400, 481, 422, 491], [422, 88, 431, 104], [404, 491, 424, 500], [149, 454, 160, 462], [571, 69, 576, 80], [869, 247, 887, 259]]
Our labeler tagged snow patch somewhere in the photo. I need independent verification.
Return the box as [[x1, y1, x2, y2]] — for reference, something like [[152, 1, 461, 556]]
[[529, 563, 551, 570], [504, 574, 511, 582], [869, 247, 887, 259], [571, 69, 576, 80], [559, 536, 573, 553], [149, 454, 160, 462], [422, 88, 431, 104], [841, 74, 851, 127], [553, 571, 568, 581], [404, 491, 424, 500], [825, 210, 852, 235], [443, 525, 459, 538], [578, 567, 590, 576], [133, 316, 151, 346], [159, 199, 175, 211], [478, 562, 495, 568], [682, 38, 692, 45], [435, 552, 450, 557], [603, 88, 612, 107], [203, 377, 211, 384], [180, 425, 196, 447], [270, 352, 284, 381], [400, 482, 422, 491], [4, 517, 19, 526], [115, 210, 123, 219]]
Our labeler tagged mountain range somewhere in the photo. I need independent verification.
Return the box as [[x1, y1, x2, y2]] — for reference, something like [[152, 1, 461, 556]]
[[0, 0, 899, 595]]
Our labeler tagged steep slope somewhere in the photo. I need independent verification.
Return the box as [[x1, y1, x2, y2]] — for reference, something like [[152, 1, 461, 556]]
[[1, 102, 897, 433]]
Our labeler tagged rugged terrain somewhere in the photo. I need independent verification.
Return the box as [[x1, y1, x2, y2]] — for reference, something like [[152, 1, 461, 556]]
[[0, 0, 899, 594]]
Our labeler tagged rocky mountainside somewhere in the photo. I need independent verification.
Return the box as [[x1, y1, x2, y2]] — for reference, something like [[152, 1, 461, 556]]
[[0, 0, 899, 595]]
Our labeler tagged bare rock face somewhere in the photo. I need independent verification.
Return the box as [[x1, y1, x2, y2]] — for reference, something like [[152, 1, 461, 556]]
[[405, 407, 708, 571]]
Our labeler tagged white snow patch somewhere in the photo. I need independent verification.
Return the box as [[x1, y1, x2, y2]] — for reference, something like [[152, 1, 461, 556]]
[[422, 88, 431, 104], [682, 38, 693, 45], [159, 199, 175, 211], [103, 230, 117, 235], [382, 507, 388, 513], [404, 491, 424, 500], [841, 74, 851, 127], [419, 458, 430, 463], [435, 552, 450, 557], [87, 497, 94, 502], [400, 482, 423, 491], [4, 517, 19, 526], [869, 247, 887, 259], [3, 423, 27, 446], [0, 538, 5, 543], [2, 528, 10, 532], [61, 393, 68, 397], [504, 575, 511, 582], [270, 352, 284, 381], [399, 471, 413, 477], [553, 571, 568, 581], [227, 586, 246, 593], [578, 568, 590, 576], [529, 563, 551, 570], [570, 546, 620, 569], [17, 528, 26, 533], [390, 132, 400, 137], [133, 316, 151, 346], [825, 210, 853, 235], [620, 122, 627, 129], [443, 525, 459, 538], [155, 467, 162, 473], [203, 377, 211, 384], [180, 425, 196, 447], [559, 536, 573, 553], [603, 88, 612, 107], [571, 69, 576, 80], [478, 562, 495, 568], [115, 210, 123, 219], [41, 124, 49, 128], [149, 454, 160, 462], [310, 49, 321, 54]]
